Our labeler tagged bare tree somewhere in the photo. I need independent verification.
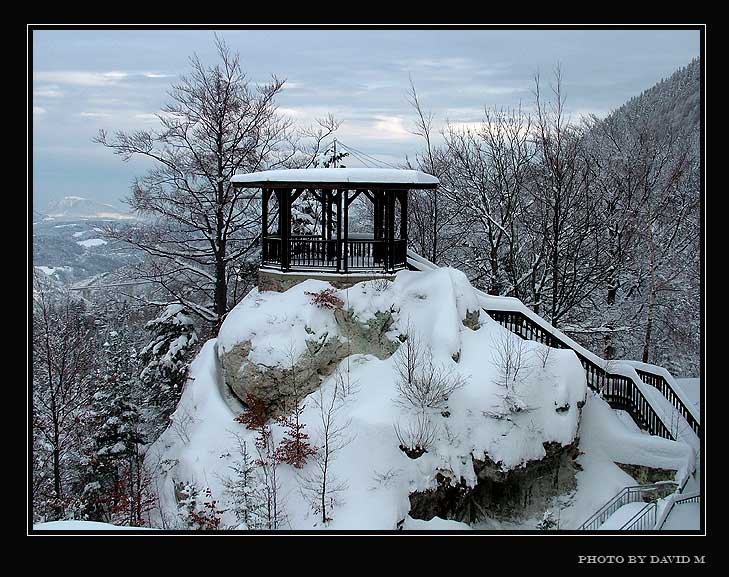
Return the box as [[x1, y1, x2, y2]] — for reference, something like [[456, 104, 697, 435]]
[[491, 330, 530, 414], [406, 79, 464, 264], [394, 328, 467, 411], [95, 36, 339, 327], [32, 275, 96, 520], [530, 65, 606, 327], [535, 342, 553, 370], [300, 368, 353, 524], [441, 106, 536, 297], [253, 422, 286, 530]]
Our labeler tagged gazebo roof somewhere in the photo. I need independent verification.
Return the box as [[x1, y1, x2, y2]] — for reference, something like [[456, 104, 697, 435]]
[[231, 168, 439, 189]]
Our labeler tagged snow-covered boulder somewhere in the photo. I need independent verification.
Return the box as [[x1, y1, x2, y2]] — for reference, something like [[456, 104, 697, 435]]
[[148, 268, 590, 529]]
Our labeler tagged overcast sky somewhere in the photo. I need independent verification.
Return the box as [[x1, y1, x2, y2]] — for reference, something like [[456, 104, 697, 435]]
[[32, 28, 700, 210]]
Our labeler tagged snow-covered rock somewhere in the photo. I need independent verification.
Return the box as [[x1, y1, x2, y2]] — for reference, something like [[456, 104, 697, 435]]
[[148, 268, 595, 529]]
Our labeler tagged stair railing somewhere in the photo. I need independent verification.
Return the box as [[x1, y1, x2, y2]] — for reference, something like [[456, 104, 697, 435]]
[[406, 248, 699, 442], [485, 309, 677, 440], [577, 482, 677, 531]]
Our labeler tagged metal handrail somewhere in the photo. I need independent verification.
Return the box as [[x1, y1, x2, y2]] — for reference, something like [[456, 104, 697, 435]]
[[620, 502, 657, 531], [578, 483, 677, 531], [655, 491, 701, 529]]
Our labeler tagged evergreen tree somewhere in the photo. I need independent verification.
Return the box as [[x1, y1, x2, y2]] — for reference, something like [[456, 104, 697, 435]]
[[139, 304, 198, 430]]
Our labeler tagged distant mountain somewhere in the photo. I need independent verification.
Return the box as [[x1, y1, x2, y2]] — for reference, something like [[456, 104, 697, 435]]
[[44, 196, 135, 221], [606, 57, 700, 139], [32, 218, 143, 285]]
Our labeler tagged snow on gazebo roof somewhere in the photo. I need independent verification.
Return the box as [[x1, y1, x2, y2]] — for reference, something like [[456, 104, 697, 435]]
[[230, 168, 439, 189]]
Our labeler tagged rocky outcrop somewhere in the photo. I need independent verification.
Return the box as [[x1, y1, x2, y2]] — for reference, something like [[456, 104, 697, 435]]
[[219, 308, 399, 416], [408, 441, 581, 524], [616, 463, 678, 487]]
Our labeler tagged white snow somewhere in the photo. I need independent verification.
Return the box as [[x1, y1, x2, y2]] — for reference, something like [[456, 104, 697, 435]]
[[675, 378, 700, 409], [407, 249, 700, 458], [579, 392, 694, 483], [34, 521, 156, 531], [77, 238, 107, 248], [598, 502, 649, 530], [549, 391, 694, 530], [149, 268, 588, 530], [36, 266, 57, 275], [660, 502, 700, 530], [231, 168, 439, 187], [402, 515, 471, 530], [147, 261, 697, 531]]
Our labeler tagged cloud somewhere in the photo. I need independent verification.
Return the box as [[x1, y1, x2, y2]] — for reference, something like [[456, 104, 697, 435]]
[[78, 111, 112, 119], [133, 112, 160, 123], [33, 106, 47, 116], [398, 57, 477, 71], [33, 86, 64, 99], [143, 72, 175, 78], [35, 70, 130, 86], [372, 115, 412, 140]]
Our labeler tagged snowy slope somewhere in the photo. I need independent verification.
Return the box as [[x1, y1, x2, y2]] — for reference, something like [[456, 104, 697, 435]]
[[407, 249, 700, 455]]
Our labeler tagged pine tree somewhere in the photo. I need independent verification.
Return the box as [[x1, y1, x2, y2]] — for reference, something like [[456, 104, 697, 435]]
[[139, 304, 198, 429], [222, 437, 263, 529], [80, 324, 149, 525]]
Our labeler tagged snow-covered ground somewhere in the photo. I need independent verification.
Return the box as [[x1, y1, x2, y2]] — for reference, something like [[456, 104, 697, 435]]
[[145, 268, 695, 531], [34, 521, 156, 531], [660, 502, 700, 530], [77, 238, 108, 248], [598, 502, 649, 530], [471, 390, 694, 530], [675, 378, 700, 410]]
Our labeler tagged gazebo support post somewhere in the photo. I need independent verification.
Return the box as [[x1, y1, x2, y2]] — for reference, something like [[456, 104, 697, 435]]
[[280, 188, 292, 271], [400, 190, 407, 241], [261, 188, 270, 262], [343, 189, 350, 273], [335, 190, 343, 272], [386, 190, 395, 271]]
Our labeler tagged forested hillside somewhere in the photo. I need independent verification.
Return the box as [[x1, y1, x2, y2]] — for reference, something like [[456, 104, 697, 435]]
[[406, 58, 701, 376]]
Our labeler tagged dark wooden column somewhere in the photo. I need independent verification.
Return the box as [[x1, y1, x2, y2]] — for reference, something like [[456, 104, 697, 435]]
[[280, 188, 292, 271], [343, 189, 350, 273], [320, 190, 327, 240], [335, 190, 343, 272], [323, 189, 333, 262], [261, 188, 270, 262], [385, 190, 395, 271], [400, 190, 408, 241]]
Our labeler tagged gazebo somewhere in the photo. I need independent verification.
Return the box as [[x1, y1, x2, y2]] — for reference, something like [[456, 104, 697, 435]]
[[231, 168, 438, 291]]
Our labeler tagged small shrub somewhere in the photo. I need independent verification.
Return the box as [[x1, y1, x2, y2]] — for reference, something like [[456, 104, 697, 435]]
[[274, 412, 318, 469], [536, 509, 558, 530], [305, 288, 344, 310], [394, 413, 438, 459], [235, 395, 269, 430]]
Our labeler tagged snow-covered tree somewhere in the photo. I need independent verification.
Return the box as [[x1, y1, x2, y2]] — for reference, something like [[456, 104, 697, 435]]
[[95, 37, 340, 327], [139, 304, 198, 429], [32, 274, 96, 521], [176, 483, 224, 530], [79, 321, 152, 525]]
